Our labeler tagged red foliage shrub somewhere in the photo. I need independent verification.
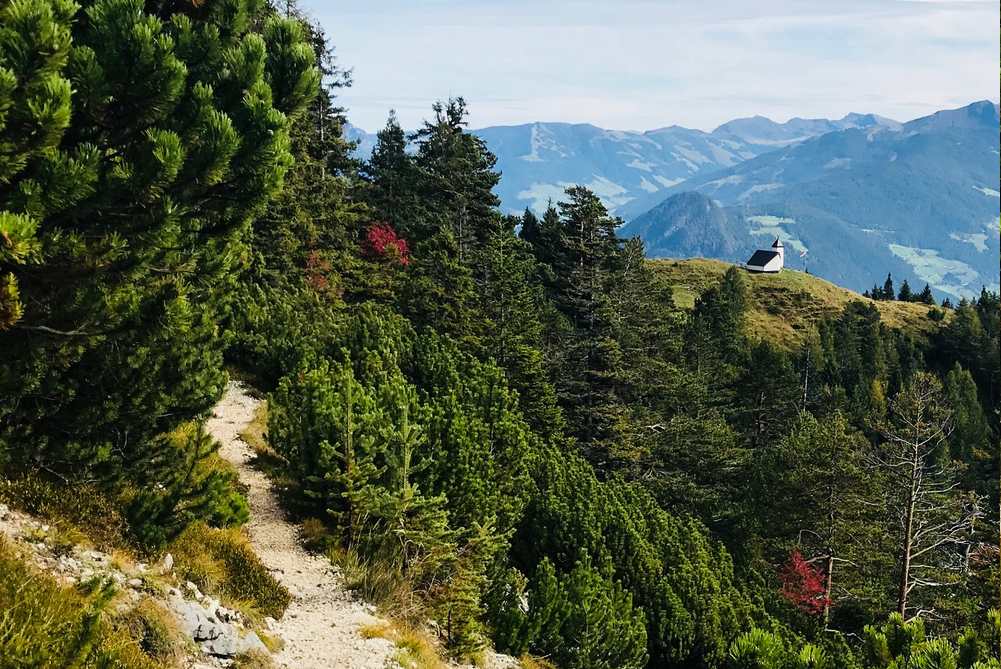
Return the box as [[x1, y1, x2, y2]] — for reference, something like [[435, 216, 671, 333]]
[[780, 549, 830, 615], [305, 249, 332, 291], [364, 223, 410, 266]]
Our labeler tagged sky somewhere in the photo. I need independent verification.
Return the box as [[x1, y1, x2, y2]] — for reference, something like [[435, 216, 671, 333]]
[[298, 0, 1000, 132]]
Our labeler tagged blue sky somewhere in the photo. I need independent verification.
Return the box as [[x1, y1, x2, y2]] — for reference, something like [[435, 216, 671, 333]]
[[298, 0, 999, 132]]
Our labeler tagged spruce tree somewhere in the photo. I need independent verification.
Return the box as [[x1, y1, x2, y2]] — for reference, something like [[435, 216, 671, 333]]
[[685, 267, 750, 407], [734, 341, 800, 449], [754, 411, 874, 627], [942, 364, 991, 465], [897, 279, 913, 302], [917, 283, 935, 305], [882, 273, 895, 301], [518, 207, 542, 248], [544, 186, 626, 450], [411, 97, 500, 259], [365, 110, 421, 237], [475, 217, 564, 439]]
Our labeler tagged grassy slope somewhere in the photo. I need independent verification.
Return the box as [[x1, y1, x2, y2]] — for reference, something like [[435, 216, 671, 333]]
[[651, 258, 943, 348]]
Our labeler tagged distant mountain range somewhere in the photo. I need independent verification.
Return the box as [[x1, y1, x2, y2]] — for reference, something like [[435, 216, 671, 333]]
[[620, 101, 1000, 299], [347, 111, 900, 215], [348, 101, 1000, 299]]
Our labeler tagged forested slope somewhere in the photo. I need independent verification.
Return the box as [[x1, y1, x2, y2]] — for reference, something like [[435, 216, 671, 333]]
[[0, 2, 997, 668]]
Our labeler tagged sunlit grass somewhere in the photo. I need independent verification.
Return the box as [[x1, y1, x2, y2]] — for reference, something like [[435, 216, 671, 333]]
[[651, 258, 942, 348]]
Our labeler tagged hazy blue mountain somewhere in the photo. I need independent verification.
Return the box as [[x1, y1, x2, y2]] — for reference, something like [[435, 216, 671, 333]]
[[474, 122, 762, 213], [622, 192, 750, 259], [345, 123, 379, 158], [621, 101, 1001, 300], [712, 112, 900, 147], [347, 112, 896, 215]]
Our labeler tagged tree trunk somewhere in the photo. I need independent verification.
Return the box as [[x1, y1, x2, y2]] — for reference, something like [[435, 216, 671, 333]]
[[897, 444, 920, 616], [823, 553, 834, 628]]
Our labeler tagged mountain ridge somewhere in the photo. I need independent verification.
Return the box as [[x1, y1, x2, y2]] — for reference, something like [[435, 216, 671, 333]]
[[620, 101, 1000, 300], [346, 106, 908, 214]]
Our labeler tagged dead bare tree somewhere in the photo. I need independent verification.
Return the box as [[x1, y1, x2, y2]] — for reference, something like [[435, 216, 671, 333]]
[[871, 371, 982, 620]]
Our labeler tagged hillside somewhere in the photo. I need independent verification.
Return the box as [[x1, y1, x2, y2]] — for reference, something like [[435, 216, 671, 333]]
[[652, 258, 942, 347], [3, 5, 997, 669]]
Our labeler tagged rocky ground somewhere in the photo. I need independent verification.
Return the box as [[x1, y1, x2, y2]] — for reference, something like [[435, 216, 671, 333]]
[[0, 502, 263, 667]]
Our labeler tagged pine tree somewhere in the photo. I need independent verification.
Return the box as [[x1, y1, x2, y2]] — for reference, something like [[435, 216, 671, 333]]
[[507, 557, 648, 669], [917, 283, 935, 305], [897, 279, 913, 302], [268, 358, 390, 545], [0, 0, 76, 330], [0, 0, 320, 484]]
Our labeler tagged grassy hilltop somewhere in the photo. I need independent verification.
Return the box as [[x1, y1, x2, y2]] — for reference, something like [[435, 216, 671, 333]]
[[651, 258, 942, 347]]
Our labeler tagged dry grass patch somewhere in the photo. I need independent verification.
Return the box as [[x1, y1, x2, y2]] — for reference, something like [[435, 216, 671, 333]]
[[0, 476, 128, 550], [239, 401, 272, 458], [361, 621, 448, 669], [168, 523, 291, 621], [117, 598, 189, 666], [518, 655, 558, 669], [0, 538, 161, 669], [239, 401, 291, 484], [232, 649, 275, 669]]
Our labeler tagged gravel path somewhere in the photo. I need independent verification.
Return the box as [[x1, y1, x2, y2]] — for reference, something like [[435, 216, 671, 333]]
[[210, 380, 399, 669]]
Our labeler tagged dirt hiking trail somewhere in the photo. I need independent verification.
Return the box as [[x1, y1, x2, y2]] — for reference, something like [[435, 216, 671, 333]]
[[210, 380, 398, 669]]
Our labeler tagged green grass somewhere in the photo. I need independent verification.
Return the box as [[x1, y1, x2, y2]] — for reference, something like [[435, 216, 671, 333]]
[[651, 258, 944, 348], [0, 538, 164, 669]]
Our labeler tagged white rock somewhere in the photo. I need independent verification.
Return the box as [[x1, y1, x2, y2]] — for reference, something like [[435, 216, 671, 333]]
[[184, 581, 203, 600], [127, 578, 143, 588], [159, 552, 173, 574], [170, 594, 266, 658]]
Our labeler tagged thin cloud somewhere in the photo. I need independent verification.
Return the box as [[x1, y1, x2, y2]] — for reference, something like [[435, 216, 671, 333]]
[[302, 0, 999, 131]]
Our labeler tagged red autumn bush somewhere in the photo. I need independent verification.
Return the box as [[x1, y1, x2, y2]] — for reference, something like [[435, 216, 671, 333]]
[[779, 549, 830, 615], [364, 223, 410, 265], [305, 250, 332, 291]]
